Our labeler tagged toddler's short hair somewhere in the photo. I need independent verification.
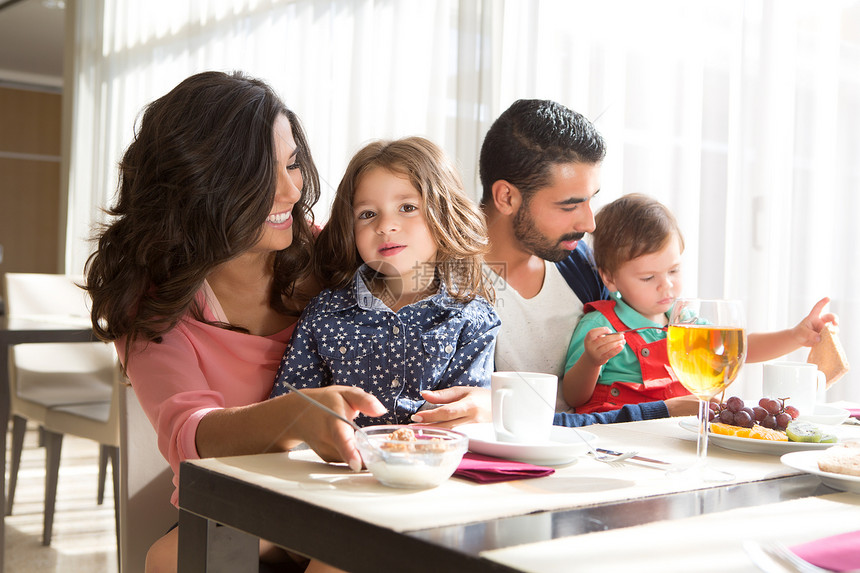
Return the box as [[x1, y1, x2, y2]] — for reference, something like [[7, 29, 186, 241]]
[[592, 193, 684, 275]]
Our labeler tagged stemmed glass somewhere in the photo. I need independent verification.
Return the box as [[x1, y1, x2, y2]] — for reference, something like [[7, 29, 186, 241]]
[[667, 299, 747, 481]]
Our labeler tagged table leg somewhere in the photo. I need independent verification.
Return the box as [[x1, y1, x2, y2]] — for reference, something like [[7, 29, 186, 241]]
[[178, 509, 258, 573]]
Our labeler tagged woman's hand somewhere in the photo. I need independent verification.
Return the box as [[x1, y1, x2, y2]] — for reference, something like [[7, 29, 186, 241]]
[[664, 394, 706, 417], [289, 386, 387, 471], [411, 386, 491, 428]]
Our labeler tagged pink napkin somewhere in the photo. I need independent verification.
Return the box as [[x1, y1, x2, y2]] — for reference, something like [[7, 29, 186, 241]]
[[847, 408, 860, 419], [791, 529, 860, 572], [453, 452, 555, 484]]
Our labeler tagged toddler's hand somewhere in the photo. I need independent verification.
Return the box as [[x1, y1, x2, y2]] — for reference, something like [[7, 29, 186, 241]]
[[583, 327, 626, 366], [793, 297, 838, 347]]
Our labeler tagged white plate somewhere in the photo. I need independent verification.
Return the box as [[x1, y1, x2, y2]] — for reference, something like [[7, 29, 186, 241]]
[[456, 423, 597, 466], [781, 450, 860, 494], [796, 404, 851, 425], [678, 419, 835, 454]]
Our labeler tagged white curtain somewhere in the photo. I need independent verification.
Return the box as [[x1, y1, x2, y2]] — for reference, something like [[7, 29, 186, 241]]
[[67, 0, 479, 266], [67, 0, 860, 401]]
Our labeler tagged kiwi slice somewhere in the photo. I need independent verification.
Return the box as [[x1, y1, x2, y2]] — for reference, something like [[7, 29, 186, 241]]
[[785, 420, 837, 443]]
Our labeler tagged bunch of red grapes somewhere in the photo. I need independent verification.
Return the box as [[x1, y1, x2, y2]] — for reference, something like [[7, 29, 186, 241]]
[[707, 396, 800, 431]]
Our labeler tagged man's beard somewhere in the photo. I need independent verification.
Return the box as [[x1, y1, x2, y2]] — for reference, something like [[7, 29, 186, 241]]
[[512, 206, 584, 263]]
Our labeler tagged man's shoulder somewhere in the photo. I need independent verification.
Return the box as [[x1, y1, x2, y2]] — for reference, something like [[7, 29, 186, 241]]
[[555, 241, 596, 273], [555, 242, 608, 304]]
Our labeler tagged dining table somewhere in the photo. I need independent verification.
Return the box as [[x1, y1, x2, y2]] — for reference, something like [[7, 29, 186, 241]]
[[177, 406, 860, 573], [0, 313, 95, 573]]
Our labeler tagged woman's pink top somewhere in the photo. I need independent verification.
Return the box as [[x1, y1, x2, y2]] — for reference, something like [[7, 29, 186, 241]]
[[116, 282, 295, 505]]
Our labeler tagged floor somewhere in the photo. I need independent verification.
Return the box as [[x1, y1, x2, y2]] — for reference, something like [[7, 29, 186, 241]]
[[4, 423, 118, 573]]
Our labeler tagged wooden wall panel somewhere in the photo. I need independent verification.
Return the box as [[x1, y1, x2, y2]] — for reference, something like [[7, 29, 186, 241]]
[[0, 88, 61, 156], [0, 86, 63, 280], [0, 157, 61, 274]]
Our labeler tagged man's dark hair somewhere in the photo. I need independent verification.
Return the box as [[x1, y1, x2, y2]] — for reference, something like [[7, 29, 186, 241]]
[[479, 99, 606, 204]]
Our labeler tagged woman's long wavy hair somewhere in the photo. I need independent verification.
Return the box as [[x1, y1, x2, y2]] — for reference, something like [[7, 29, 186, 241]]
[[315, 136, 493, 303], [85, 71, 320, 348]]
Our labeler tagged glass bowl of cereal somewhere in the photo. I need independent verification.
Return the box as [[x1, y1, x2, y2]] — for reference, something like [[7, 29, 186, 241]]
[[355, 425, 468, 488]]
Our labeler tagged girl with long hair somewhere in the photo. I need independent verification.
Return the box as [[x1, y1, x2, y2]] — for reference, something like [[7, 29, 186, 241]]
[[270, 137, 500, 424]]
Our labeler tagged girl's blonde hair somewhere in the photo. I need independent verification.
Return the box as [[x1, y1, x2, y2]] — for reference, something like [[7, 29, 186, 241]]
[[315, 136, 493, 303], [592, 193, 684, 275]]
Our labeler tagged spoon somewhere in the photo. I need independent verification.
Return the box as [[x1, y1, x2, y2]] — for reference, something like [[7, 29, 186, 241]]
[[278, 380, 361, 430], [609, 315, 698, 335], [613, 326, 668, 335], [571, 429, 639, 464], [277, 381, 388, 464]]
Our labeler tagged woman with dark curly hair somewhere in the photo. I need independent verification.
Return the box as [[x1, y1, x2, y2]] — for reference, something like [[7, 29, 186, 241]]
[[85, 70, 386, 572]]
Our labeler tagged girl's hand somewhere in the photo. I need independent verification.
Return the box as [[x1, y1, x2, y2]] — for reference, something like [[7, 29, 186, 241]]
[[584, 327, 626, 366], [412, 386, 491, 428], [793, 297, 838, 347], [293, 386, 387, 471]]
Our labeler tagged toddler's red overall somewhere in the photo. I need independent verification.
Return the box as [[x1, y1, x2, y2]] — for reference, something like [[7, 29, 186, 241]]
[[574, 300, 691, 414]]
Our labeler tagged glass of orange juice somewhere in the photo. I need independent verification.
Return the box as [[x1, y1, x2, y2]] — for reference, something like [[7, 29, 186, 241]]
[[667, 298, 747, 481]]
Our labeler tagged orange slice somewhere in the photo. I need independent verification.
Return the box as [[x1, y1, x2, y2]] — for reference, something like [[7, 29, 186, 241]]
[[710, 422, 751, 438], [709, 422, 788, 441], [748, 425, 788, 441]]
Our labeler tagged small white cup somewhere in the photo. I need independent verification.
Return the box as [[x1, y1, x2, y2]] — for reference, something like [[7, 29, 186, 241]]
[[762, 361, 825, 415], [492, 371, 557, 444]]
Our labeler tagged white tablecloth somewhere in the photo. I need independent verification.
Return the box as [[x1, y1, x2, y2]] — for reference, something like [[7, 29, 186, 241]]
[[190, 416, 860, 532]]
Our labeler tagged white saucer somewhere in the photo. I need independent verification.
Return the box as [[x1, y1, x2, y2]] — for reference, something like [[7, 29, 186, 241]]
[[456, 423, 597, 466], [795, 404, 851, 426]]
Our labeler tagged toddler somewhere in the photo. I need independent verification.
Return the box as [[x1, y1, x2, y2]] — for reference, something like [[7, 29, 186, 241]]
[[562, 194, 835, 414]]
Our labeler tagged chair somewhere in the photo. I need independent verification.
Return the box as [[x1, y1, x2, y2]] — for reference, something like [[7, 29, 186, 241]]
[[118, 381, 177, 573], [3, 272, 119, 547]]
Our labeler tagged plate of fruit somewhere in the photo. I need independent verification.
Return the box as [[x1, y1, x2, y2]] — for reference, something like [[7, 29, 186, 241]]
[[679, 396, 840, 454]]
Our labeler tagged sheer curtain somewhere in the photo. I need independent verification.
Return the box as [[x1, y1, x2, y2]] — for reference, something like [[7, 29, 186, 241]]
[[66, 0, 478, 267], [480, 0, 859, 400], [67, 0, 859, 400]]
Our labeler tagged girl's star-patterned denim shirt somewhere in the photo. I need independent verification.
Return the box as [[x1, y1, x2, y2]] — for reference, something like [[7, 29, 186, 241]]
[[270, 267, 501, 426]]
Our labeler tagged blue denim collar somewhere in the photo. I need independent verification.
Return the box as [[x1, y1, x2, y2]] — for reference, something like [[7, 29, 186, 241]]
[[327, 264, 463, 313]]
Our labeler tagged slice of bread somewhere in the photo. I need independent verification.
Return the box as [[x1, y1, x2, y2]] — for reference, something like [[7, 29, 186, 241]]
[[807, 324, 850, 388], [818, 441, 860, 477]]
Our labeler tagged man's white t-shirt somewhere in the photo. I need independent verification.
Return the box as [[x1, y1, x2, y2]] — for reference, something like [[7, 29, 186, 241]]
[[485, 261, 584, 410]]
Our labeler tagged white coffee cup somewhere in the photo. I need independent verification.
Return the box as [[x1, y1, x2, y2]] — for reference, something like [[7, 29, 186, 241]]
[[492, 371, 557, 444], [761, 361, 825, 415]]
